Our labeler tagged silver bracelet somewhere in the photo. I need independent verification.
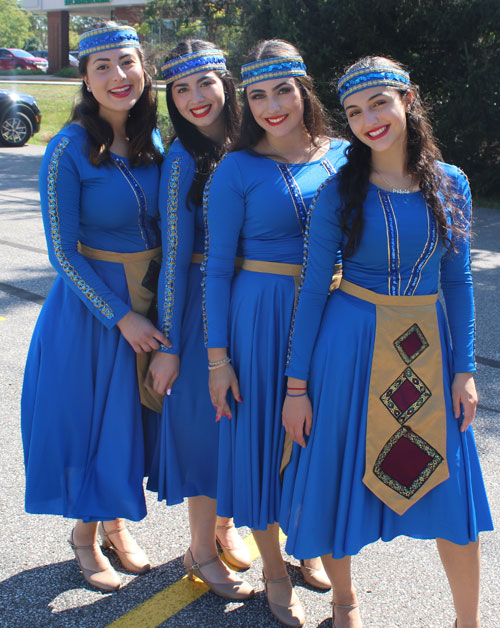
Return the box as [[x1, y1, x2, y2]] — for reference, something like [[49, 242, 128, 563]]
[[208, 356, 231, 370]]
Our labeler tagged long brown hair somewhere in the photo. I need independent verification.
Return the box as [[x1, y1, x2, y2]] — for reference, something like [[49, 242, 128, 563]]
[[69, 24, 163, 168], [165, 39, 240, 207], [232, 39, 331, 152], [336, 55, 468, 257]]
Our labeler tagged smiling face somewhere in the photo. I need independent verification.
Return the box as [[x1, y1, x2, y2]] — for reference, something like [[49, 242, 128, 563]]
[[171, 70, 225, 134], [344, 85, 410, 157], [247, 77, 305, 138], [84, 47, 145, 121]]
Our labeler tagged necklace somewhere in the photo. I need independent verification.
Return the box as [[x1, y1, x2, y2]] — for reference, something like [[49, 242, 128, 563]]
[[373, 169, 417, 194]]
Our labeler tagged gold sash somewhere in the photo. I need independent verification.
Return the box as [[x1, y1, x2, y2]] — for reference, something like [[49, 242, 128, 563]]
[[78, 242, 164, 413], [339, 280, 449, 515]]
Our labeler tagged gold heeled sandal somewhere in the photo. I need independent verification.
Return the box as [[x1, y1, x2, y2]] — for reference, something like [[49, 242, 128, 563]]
[[299, 558, 331, 591], [332, 602, 362, 628], [183, 547, 254, 600], [68, 529, 121, 592], [262, 573, 305, 628], [99, 522, 151, 574], [216, 522, 252, 571]]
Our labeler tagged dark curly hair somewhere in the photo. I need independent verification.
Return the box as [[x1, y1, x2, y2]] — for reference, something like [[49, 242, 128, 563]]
[[232, 39, 332, 153], [165, 39, 240, 208], [68, 23, 163, 168], [336, 55, 468, 257]]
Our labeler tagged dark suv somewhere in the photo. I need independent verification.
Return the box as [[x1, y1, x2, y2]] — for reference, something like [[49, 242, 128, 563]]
[[0, 89, 42, 146]]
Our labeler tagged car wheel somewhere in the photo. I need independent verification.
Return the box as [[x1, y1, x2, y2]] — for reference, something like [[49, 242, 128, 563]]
[[0, 111, 33, 147], [15, 64, 24, 70]]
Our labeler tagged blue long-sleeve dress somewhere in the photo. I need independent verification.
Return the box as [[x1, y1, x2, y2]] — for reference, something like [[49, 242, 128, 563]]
[[21, 123, 161, 522], [146, 139, 219, 503], [280, 164, 493, 558], [203, 141, 348, 530]]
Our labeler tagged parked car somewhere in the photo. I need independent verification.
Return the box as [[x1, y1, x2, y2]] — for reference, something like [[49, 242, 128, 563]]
[[0, 89, 42, 147], [0, 49, 48, 73], [32, 50, 79, 68]]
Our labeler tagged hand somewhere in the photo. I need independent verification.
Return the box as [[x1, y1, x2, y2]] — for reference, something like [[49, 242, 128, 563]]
[[452, 372, 478, 432], [209, 363, 242, 421], [282, 393, 312, 448], [148, 352, 179, 396], [116, 310, 171, 353]]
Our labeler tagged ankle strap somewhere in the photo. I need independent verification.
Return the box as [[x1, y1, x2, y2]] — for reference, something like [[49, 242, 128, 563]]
[[262, 573, 290, 585], [333, 602, 359, 610]]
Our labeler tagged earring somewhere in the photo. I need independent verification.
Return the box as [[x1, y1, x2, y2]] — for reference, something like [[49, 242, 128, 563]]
[[87, 85, 92, 92]]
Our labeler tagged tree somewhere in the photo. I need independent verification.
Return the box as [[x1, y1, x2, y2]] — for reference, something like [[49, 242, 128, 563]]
[[242, 0, 500, 196], [0, 0, 31, 49]]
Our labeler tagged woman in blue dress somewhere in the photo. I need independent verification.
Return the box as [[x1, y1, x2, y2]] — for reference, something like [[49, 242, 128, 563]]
[[280, 56, 493, 628], [146, 39, 254, 600], [21, 25, 167, 592], [203, 39, 348, 626]]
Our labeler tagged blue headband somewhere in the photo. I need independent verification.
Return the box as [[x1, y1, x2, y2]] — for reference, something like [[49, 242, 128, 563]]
[[337, 66, 411, 106], [78, 26, 141, 58], [162, 49, 227, 85], [241, 55, 307, 88]]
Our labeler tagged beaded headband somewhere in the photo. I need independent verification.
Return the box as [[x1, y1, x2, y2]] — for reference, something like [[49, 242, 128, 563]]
[[78, 26, 141, 58], [161, 49, 227, 85], [241, 55, 307, 88], [337, 66, 410, 106]]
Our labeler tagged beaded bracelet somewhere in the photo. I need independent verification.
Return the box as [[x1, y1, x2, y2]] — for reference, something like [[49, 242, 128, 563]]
[[285, 391, 308, 397], [208, 356, 231, 371]]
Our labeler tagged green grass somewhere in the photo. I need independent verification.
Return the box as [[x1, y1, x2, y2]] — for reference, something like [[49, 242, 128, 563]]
[[0, 81, 169, 146]]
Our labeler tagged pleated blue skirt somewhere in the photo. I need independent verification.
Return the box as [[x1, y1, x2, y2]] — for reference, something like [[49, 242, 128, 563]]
[[280, 290, 493, 559], [21, 258, 148, 522], [216, 269, 296, 530], [147, 263, 219, 504]]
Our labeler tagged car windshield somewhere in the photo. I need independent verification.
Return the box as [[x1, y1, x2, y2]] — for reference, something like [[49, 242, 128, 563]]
[[11, 49, 35, 58]]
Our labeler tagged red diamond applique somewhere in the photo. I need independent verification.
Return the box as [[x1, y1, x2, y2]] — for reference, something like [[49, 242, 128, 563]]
[[373, 427, 444, 498], [393, 323, 429, 365], [380, 367, 431, 424]]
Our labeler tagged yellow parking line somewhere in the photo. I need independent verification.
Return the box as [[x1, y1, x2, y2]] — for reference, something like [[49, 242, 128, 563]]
[[105, 530, 286, 628]]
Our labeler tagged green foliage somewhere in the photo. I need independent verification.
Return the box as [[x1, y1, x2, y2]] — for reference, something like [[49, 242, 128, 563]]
[[0, 68, 44, 75], [0, 0, 31, 48], [241, 0, 500, 196], [54, 66, 80, 78]]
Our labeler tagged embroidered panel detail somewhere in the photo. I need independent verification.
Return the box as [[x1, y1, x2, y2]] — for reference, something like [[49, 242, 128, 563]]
[[404, 204, 438, 295], [286, 175, 336, 367], [160, 158, 180, 345], [47, 137, 114, 319], [277, 163, 308, 233], [380, 367, 431, 424], [201, 163, 219, 347], [393, 323, 429, 365], [378, 191, 401, 295], [321, 159, 336, 176], [373, 426, 444, 498], [111, 156, 155, 250]]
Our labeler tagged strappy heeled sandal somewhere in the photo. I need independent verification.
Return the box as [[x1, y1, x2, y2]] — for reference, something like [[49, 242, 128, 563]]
[[68, 528, 121, 592], [262, 572, 305, 627], [183, 547, 254, 600], [299, 558, 331, 590], [216, 522, 252, 571], [99, 522, 151, 574], [332, 601, 363, 628]]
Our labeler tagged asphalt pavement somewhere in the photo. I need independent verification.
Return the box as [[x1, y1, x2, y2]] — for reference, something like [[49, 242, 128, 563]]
[[0, 143, 498, 628]]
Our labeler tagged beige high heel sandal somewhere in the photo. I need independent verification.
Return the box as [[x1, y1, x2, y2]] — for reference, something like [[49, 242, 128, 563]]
[[216, 522, 252, 571], [262, 572, 305, 627], [332, 602, 363, 628], [299, 558, 331, 590], [68, 528, 121, 592], [183, 547, 254, 600], [99, 522, 151, 574]]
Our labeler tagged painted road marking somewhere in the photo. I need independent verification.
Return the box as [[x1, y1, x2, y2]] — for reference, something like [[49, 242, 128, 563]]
[[105, 530, 287, 628]]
